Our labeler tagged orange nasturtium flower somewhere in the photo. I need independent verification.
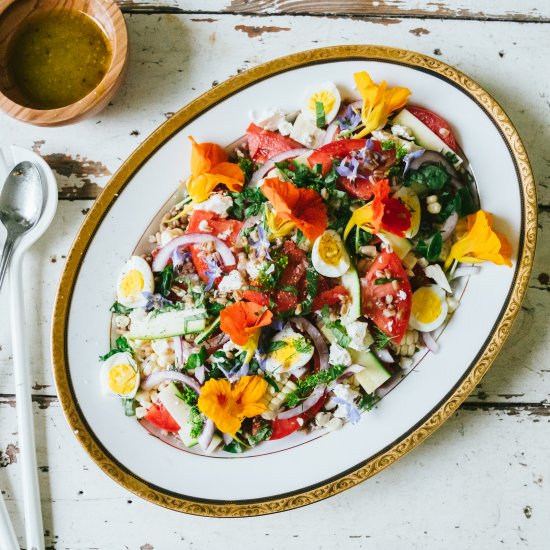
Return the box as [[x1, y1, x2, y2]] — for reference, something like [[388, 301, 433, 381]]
[[186, 137, 245, 203], [220, 301, 273, 361], [444, 210, 512, 269], [353, 71, 411, 138], [261, 177, 327, 241], [198, 376, 268, 436], [344, 178, 390, 239]]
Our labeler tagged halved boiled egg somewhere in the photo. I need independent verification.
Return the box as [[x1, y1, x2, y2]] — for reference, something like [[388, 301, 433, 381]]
[[100, 352, 140, 398], [116, 256, 154, 308], [395, 187, 421, 238], [312, 230, 350, 278], [408, 284, 448, 332], [265, 326, 314, 375], [302, 81, 341, 124]]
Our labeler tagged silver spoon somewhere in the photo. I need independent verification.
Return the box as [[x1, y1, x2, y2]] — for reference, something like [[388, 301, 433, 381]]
[[0, 161, 43, 289]]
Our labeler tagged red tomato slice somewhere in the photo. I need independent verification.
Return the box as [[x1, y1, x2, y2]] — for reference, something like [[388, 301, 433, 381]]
[[338, 176, 377, 201], [307, 138, 367, 176], [144, 403, 180, 432], [361, 251, 412, 344], [242, 290, 270, 307], [270, 393, 326, 440], [246, 123, 302, 163], [312, 285, 348, 312], [186, 211, 243, 283], [407, 106, 459, 152], [272, 289, 298, 312]]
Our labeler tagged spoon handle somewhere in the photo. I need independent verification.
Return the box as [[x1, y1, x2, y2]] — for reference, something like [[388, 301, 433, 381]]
[[0, 234, 16, 291], [10, 252, 44, 550]]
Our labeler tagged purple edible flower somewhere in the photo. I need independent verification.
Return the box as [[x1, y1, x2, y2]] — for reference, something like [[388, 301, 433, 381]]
[[403, 149, 425, 174], [253, 349, 267, 372], [332, 396, 362, 425], [336, 156, 359, 181], [248, 224, 272, 260], [203, 256, 222, 291], [171, 248, 191, 268], [336, 104, 362, 131], [142, 291, 173, 311]]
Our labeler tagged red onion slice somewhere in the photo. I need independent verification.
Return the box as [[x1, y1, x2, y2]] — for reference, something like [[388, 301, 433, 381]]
[[152, 233, 235, 272], [173, 336, 183, 368], [322, 123, 339, 145], [141, 371, 201, 394], [375, 348, 395, 364], [422, 331, 439, 353], [290, 317, 329, 371], [250, 148, 311, 186], [222, 432, 233, 445], [277, 386, 325, 420], [440, 211, 458, 241], [198, 418, 215, 451]]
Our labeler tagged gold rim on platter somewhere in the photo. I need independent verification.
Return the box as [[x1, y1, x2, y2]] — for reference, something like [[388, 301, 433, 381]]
[[51, 45, 537, 517]]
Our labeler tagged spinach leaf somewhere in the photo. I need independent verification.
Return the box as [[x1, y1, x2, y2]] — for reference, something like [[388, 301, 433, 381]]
[[321, 305, 351, 348], [223, 440, 246, 453], [238, 157, 256, 184], [267, 341, 286, 353], [186, 346, 207, 370], [247, 421, 272, 445], [405, 163, 450, 194], [416, 231, 443, 263], [159, 265, 174, 296], [285, 364, 347, 407], [315, 101, 326, 128]]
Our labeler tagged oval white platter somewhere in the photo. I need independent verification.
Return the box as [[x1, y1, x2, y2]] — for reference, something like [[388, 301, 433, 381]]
[[52, 46, 536, 516]]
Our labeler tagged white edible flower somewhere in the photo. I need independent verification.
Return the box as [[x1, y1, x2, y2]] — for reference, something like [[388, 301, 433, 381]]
[[391, 123, 415, 141], [194, 193, 233, 218], [250, 108, 293, 136], [217, 270, 245, 293], [290, 113, 326, 149], [329, 343, 351, 367], [346, 321, 373, 352], [424, 264, 453, 294]]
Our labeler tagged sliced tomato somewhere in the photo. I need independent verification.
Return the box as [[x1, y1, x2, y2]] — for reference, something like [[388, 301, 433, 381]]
[[338, 176, 377, 201], [246, 123, 302, 163], [312, 285, 348, 312], [307, 138, 367, 175], [144, 403, 180, 432], [270, 393, 326, 440], [361, 251, 412, 344], [407, 105, 459, 152], [242, 289, 270, 307], [272, 289, 298, 313], [186, 211, 243, 283]]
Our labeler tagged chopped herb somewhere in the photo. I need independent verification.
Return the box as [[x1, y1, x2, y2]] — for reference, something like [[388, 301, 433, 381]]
[[258, 253, 288, 290], [359, 392, 380, 411], [345, 225, 373, 256], [299, 267, 319, 315], [405, 163, 450, 194], [381, 140, 408, 160], [99, 336, 133, 361], [315, 101, 326, 128], [228, 186, 266, 220], [206, 301, 226, 316], [247, 421, 272, 445], [267, 340, 286, 353], [293, 338, 313, 354], [186, 346, 207, 370], [158, 265, 174, 296], [416, 231, 443, 263], [445, 151, 459, 165], [374, 277, 399, 285], [110, 302, 133, 315], [285, 364, 347, 407], [264, 373, 280, 393], [274, 159, 338, 196], [238, 157, 256, 184], [279, 284, 298, 295], [189, 406, 204, 439], [321, 305, 351, 348], [372, 327, 395, 350], [223, 440, 246, 453]]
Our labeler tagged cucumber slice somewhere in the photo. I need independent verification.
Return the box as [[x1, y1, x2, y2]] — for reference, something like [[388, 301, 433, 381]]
[[340, 266, 361, 323], [378, 230, 412, 260], [128, 308, 207, 340], [157, 383, 198, 448], [350, 350, 391, 394], [392, 109, 462, 167], [194, 315, 220, 345]]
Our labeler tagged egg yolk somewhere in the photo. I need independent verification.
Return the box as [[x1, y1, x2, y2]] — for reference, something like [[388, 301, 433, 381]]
[[107, 363, 137, 395], [411, 288, 442, 324], [308, 90, 336, 115], [120, 269, 144, 299], [318, 233, 342, 266]]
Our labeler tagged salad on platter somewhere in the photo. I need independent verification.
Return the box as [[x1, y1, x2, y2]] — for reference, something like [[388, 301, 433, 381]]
[[100, 71, 512, 455]]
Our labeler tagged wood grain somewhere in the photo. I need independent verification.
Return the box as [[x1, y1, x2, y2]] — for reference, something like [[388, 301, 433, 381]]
[[117, 0, 550, 22]]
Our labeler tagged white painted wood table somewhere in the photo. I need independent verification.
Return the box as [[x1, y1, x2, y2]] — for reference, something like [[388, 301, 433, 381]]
[[1, 1, 549, 548]]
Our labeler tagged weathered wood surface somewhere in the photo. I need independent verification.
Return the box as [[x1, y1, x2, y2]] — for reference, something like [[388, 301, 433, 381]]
[[0, 7, 548, 549], [117, 0, 550, 22]]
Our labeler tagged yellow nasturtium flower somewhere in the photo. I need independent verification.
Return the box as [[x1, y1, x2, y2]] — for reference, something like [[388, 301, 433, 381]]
[[444, 210, 512, 269], [265, 204, 296, 239], [353, 71, 411, 138]]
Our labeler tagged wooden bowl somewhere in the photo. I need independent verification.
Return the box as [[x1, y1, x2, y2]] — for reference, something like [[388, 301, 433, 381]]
[[0, 0, 128, 126]]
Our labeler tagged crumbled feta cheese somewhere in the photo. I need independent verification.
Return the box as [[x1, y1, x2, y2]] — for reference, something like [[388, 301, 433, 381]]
[[217, 270, 245, 293], [324, 417, 344, 431], [329, 343, 351, 367], [346, 321, 373, 352], [315, 411, 332, 427], [217, 228, 232, 241], [245, 259, 265, 280], [290, 112, 326, 149], [398, 290, 408, 300], [160, 227, 184, 246], [194, 193, 233, 218], [391, 123, 415, 141], [332, 383, 360, 403], [198, 219, 211, 232], [251, 108, 293, 136], [371, 130, 423, 153], [424, 264, 452, 294]]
